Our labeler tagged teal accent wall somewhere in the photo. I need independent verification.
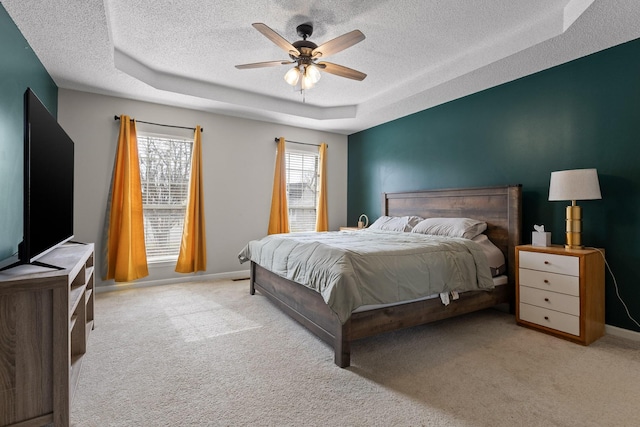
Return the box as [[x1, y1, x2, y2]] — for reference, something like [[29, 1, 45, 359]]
[[348, 37, 640, 332], [0, 3, 58, 265]]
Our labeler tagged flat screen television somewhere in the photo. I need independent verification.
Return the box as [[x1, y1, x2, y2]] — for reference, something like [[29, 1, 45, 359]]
[[0, 88, 75, 271]]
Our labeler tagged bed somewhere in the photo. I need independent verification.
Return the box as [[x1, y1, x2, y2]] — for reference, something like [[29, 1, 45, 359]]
[[244, 185, 522, 367]]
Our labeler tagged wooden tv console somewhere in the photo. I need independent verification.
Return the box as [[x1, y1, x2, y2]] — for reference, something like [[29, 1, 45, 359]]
[[0, 242, 95, 427]]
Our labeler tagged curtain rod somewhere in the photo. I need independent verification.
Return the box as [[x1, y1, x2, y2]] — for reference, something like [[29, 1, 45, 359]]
[[274, 137, 326, 148], [114, 115, 203, 132]]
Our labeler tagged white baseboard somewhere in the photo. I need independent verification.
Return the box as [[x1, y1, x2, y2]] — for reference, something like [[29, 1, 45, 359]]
[[605, 324, 640, 342], [95, 270, 251, 293]]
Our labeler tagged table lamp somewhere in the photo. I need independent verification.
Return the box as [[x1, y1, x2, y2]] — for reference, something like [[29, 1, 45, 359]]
[[548, 168, 601, 249]]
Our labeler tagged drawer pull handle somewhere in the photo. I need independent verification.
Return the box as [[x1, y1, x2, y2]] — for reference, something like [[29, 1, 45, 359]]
[[544, 316, 550, 321], [544, 280, 550, 284], [544, 261, 550, 265], [544, 298, 550, 302]]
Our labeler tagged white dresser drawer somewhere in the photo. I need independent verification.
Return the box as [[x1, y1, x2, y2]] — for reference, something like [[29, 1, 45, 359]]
[[519, 285, 580, 316], [519, 303, 580, 336], [519, 250, 579, 276], [518, 268, 580, 296]]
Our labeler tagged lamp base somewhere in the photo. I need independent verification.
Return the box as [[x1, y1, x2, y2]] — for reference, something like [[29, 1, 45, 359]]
[[565, 204, 583, 249], [564, 243, 584, 250]]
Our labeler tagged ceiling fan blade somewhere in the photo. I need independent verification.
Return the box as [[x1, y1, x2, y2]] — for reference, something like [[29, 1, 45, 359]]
[[235, 61, 293, 69], [317, 62, 367, 81], [312, 30, 365, 58], [252, 23, 299, 57]]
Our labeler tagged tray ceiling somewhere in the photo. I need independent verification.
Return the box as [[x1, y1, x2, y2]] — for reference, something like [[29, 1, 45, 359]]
[[3, 0, 640, 134]]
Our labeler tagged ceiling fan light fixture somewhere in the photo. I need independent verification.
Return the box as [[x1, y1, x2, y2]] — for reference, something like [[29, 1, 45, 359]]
[[305, 64, 321, 84], [284, 67, 300, 86], [301, 74, 313, 90]]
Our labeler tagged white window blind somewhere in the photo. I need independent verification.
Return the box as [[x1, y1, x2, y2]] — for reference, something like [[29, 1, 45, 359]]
[[138, 134, 192, 262], [286, 149, 319, 232]]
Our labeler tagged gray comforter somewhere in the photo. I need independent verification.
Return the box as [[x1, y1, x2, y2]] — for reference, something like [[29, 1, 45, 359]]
[[238, 229, 494, 324]]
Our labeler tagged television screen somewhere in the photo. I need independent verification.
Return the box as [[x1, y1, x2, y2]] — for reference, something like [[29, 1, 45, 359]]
[[22, 88, 74, 264]]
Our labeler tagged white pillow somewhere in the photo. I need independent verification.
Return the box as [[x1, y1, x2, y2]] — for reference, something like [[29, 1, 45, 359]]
[[368, 215, 423, 232], [472, 234, 506, 277], [411, 217, 487, 239]]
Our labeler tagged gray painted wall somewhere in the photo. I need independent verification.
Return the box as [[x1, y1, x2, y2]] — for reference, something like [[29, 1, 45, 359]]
[[58, 89, 348, 288]]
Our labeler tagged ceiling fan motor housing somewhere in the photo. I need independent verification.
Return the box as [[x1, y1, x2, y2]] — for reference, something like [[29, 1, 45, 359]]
[[290, 23, 318, 61], [291, 40, 317, 61]]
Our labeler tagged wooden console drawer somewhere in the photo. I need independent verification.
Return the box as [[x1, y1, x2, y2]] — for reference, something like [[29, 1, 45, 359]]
[[519, 303, 580, 336], [518, 268, 579, 296], [519, 285, 580, 316], [518, 250, 579, 276]]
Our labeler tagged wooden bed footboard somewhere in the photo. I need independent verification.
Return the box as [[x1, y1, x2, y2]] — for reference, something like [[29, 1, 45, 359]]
[[249, 185, 522, 367], [251, 261, 511, 367], [251, 261, 350, 366]]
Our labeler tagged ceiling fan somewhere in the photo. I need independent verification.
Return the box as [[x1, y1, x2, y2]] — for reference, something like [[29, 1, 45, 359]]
[[235, 23, 366, 90]]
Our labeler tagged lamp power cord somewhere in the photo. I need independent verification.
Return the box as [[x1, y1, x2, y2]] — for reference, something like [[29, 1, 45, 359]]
[[589, 247, 640, 329]]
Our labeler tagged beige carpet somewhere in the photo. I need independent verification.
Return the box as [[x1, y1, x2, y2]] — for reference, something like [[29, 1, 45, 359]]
[[72, 279, 640, 426]]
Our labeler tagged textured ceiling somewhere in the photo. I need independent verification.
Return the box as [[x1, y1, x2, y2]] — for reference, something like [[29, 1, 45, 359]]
[[3, 0, 640, 134]]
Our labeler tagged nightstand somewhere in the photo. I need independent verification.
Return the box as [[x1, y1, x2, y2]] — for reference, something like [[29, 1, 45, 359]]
[[515, 244, 605, 345]]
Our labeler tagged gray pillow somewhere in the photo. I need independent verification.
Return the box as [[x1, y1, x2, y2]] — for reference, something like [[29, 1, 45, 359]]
[[368, 215, 423, 232], [411, 217, 487, 239]]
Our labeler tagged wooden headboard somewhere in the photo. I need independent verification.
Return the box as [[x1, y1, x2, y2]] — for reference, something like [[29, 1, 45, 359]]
[[383, 185, 522, 284]]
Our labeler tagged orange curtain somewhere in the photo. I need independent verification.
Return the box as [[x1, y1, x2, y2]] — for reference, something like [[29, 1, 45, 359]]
[[267, 137, 289, 234], [105, 115, 148, 282], [315, 143, 328, 231], [176, 126, 207, 273]]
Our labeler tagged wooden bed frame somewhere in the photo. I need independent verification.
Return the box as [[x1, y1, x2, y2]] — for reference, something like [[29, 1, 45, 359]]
[[249, 185, 522, 367]]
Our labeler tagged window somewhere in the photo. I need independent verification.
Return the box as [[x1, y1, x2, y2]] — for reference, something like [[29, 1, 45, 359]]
[[137, 133, 192, 262], [286, 148, 319, 232]]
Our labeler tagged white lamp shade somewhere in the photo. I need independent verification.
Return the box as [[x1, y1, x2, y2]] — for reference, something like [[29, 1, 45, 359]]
[[284, 67, 300, 86], [548, 168, 602, 201], [301, 73, 316, 90], [305, 64, 321, 84]]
